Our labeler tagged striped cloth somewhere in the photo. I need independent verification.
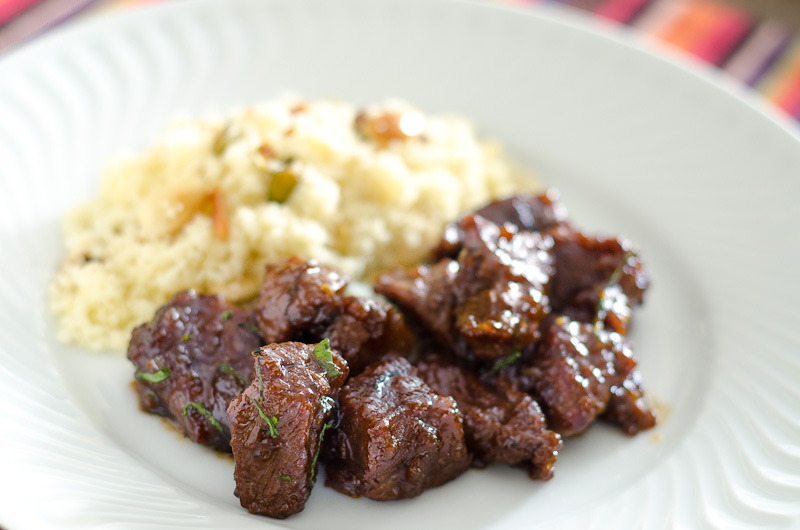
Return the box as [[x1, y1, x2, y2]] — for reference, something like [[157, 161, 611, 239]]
[[508, 0, 800, 120], [1, 0, 800, 121]]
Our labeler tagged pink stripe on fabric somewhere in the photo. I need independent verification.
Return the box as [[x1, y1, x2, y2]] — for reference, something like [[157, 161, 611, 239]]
[[0, 0, 41, 25], [782, 83, 800, 118], [594, 0, 649, 24], [690, 7, 751, 65]]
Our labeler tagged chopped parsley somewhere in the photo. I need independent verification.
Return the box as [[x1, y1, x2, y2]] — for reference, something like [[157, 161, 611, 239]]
[[254, 352, 266, 400], [248, 353, 279, 438], [247, 397, 279, 438], [182, 401, 223, 433], [608, 250, 635, 288], [219, 363, 248, 385], [308, 396, 337, 487], [220, 310, 233, 321], [238, 322, 261, 335], [180, 334, 191, 343], [312, 338, 340, 378], [308, 421, 333, 487], [279, 475, 294, 482], [492, 347, 521, 371], [135, 367, 171, 384]]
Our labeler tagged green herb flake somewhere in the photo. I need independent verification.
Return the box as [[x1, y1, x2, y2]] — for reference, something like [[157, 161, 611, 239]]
[[180, 334, 191, 343], [279, 475, 294, 482], [221, 310, 233, 321], [238, 322, 261, 335], [182, 401, 224, 433], [312, 338, 340, 378], [135, 367, 171, 384], [492, 347, 522, 371], [254, 352, 266, 401], [248, 350, 278, 437], [309, 421, 333, 487], [608, 250, 636, 287], [267, 415, 279, 438], [247, 396, 279, 438], [219, 363, 248, 385]]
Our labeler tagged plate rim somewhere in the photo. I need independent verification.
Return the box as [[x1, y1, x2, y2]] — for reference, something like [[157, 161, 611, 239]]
[[1, 1, 799, 529]]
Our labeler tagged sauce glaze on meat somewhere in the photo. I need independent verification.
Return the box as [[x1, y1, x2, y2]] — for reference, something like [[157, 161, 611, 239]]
[[415, 353, 561, 479], [127, 290, 262, 451], [227, 341, 348, 518], [324, 356, 472, 500], [127, 190, 657, 519], [376, 190, 656, 438]]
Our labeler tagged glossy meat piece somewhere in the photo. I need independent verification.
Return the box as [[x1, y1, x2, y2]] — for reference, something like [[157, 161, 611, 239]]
[[374, 259, 460, 347], [324, 357, 471, 500], [493, 316, 656, 437], [503, 316, 616, 437], [452, 215, 553, 361], [254, 256, 348, 344], [325, 296, 415, 375], [598, 330, 657, 435], [434, 191, 569, 260], [415, 355, 561, 480], [127, 290, 262, 451], [227, 341, 348, 519], [378, 215, 554, 363], [546, 225, 649, 322]]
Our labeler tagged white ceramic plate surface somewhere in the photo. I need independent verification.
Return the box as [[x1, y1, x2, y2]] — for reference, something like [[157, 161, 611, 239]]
[[1, 0, 799, 528]]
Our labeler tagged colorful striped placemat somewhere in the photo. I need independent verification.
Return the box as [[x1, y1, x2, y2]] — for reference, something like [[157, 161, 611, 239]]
[[507, 0, 800, 120], [1, 0, 799, 122]]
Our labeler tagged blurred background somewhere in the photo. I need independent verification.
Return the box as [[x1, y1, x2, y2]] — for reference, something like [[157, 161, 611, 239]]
[[2, 0, 800, 121]]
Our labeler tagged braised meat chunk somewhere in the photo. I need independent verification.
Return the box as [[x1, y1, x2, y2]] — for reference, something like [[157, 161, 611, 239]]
[[434, 190, 569, 260], [325, 296, 415, 375], [452, 214, 554, 361], [599, 330, 657, 435], [255, 256, 415, 375], [492, 315, 655, 437], [127, 290, 262, 451], [415, 355, 561, 480], [374, 259, 460, 348], [546, 224, 649, 326], [254, 256, 348, 344], [324, 357, 471, 500], [495, 316, 616, 437], [227, 341, 348, 519], [377, 215, 554, 363]]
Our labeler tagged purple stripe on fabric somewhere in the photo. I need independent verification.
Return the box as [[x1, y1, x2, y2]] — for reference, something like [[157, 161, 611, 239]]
[[724, 21, 795, 87]]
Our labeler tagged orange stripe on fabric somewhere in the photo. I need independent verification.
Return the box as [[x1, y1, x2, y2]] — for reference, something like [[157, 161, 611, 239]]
[[656, 2, 735, 57]]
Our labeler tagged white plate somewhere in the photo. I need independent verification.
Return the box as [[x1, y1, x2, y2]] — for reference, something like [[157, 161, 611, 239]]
[[1, 0, 799, 528]]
